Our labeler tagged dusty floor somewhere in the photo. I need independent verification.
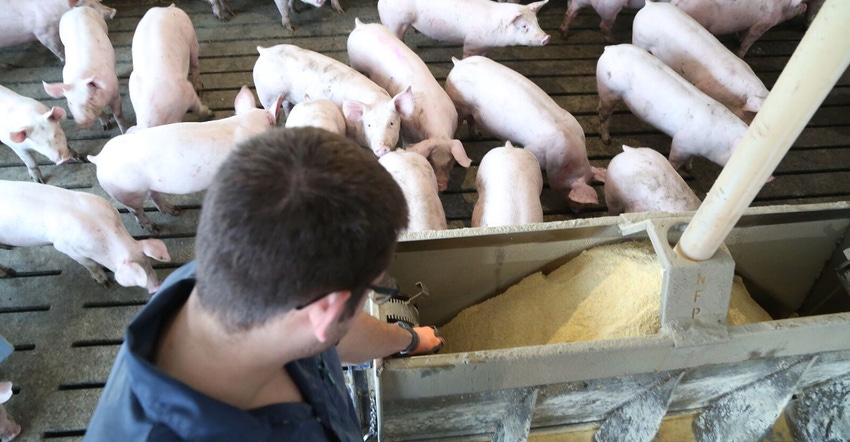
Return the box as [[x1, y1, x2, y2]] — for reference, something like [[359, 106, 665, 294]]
[[0, 0, 848, 440]]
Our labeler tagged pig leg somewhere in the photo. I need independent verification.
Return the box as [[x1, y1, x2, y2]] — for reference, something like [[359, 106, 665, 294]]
[[596, 88, 620, 145], [0, 263, 14, 278], [35, 31, 65, 63], [53, 243, 110, 286], [149, 191, 181, 217], [189, 39, 204, 92], [106, 187, 160, 232], [737, 23, 772, 58], [329, 0, 344, 13], [596, 4, 626, 44], [668, 137, 694, 172], [462, 40, 489, 58], [559, 2, 583, 39], [0, 403, 21, 442], [209, 0, 235, 21], [10, 148, 46, 184], [109, 94, 130, 134], [187, 89, 214, 121], [274, 0, 295, 31]]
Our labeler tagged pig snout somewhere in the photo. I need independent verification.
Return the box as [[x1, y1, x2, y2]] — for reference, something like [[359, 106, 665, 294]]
[[540, 34, 551, 46], [373, 146, 392, 157], [147, 279, 162, 295]]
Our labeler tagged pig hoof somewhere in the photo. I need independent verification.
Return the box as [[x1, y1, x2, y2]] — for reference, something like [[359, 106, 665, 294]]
[[283, 22, 295, 32]]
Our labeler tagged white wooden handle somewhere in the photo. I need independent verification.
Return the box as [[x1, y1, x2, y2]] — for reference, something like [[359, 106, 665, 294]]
[[676, 0, 850, 261]]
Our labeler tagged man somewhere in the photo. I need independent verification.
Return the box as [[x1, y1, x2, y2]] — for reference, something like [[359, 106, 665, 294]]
[[85, 127, 444, 441]]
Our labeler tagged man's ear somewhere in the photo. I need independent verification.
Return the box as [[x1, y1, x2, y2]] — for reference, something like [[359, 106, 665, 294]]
[[305, 291, 352, 343]]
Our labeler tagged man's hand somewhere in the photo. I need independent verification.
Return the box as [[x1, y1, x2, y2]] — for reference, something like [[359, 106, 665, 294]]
[[411, 326, 444, 356]]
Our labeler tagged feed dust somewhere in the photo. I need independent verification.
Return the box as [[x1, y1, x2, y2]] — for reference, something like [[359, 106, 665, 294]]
[[441, 241, 772, 353]]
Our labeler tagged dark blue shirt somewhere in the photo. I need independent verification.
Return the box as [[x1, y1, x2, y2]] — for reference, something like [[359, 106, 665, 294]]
[[84, 262, 362, 442]]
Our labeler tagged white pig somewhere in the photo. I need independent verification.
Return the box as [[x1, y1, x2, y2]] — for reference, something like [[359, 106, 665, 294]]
[[284, 97, 346, 135], [446, 56, 605, 210], [377, 0, 551, 58], [671, 0, 807, 57], [89, 86, 283, 232], [604, 145, 701, 215], [254, 44, 414, 157], [0, 181, 171, 293], [204, 0, 344, 29], [597, 44, 749, 171], [347, 19, 471, 191], [42, 6, 128, 133], [632, 2, 769, 122], [472, 142, 544, 228], [559, 0, 649, 43], [378, 150, 447, 233], [128, 5, 212, 130], [0, 382, 19, 442], [0, 0, 116, 64], [0, 85, 79, 183]]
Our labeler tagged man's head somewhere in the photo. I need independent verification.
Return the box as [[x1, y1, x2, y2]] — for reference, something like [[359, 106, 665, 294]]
[[195, 127, 408, 331]]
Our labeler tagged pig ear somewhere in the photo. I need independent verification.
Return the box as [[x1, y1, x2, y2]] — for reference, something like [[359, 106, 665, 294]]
[[268, 95, 284, 125], [139, 239, 170, 262], [234, 86, 257, 114], [0, 381, 12, 403], [86, 76, 107, 90], [526, 0, 548, 13], [406, 139, 436, 157], [9, 129, 28, 144], [343, 99, 366, 123], [591, 166, 607, 184], [393, 86, 415, 118], [451, 57, 460, 66], [44, 107, 67, 122], [505, 141, 515, 149], [43, 81, 71, 98], [450, 139, 472, 168], [569, 179, 599, 205], [355, 17, 364, 28], [622, 144, 634, 152], [114, 261, 149, 289]]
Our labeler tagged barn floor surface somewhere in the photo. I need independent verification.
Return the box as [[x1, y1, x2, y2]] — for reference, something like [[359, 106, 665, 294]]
[[1, 0, 849, 440]]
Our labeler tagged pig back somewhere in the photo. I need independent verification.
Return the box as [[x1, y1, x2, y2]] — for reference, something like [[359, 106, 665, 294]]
[[632, 2, 768, 115], [379, 151, 446, 232], [604, 146, 700, 214], [473, 145, 544, 227], [255, 44, 389, 110], [0, 0, 67, 47], [597, 44, 745, 143], [132, 6, 197, 75], [447, 56, 571, 144]]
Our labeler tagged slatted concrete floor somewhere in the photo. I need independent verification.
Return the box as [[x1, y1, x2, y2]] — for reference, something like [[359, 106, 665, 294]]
[[0, 0, 848, 439]]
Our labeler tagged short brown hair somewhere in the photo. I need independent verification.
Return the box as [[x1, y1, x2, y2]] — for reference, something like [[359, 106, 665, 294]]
[[195, 127, 409, 330]]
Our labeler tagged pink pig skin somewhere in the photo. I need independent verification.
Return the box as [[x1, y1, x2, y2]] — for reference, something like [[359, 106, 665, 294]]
[[89, 87, 282, 233], [0, 382, 19, 442], [128, 5, 212, 131], [446, 56, 604, 210], [253, 44, 414, 157], [42, 6, 128, 133], [205, 0, 343, 28], [0, 181, 170, 293], [604, 145, 701, 215], [0, 0, 115, 64], [633, 2, 768, 123], [285, 98, 346, 136], [0, 85, 79, 184], [559, 0, 652, 43], [377, 0, 550, 58], [596, 44, 748, 171], [347, 19, 471, 191], [472, 142, 544, 228], [378, 150, 447, 233], [671, 0, 806, 57]]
